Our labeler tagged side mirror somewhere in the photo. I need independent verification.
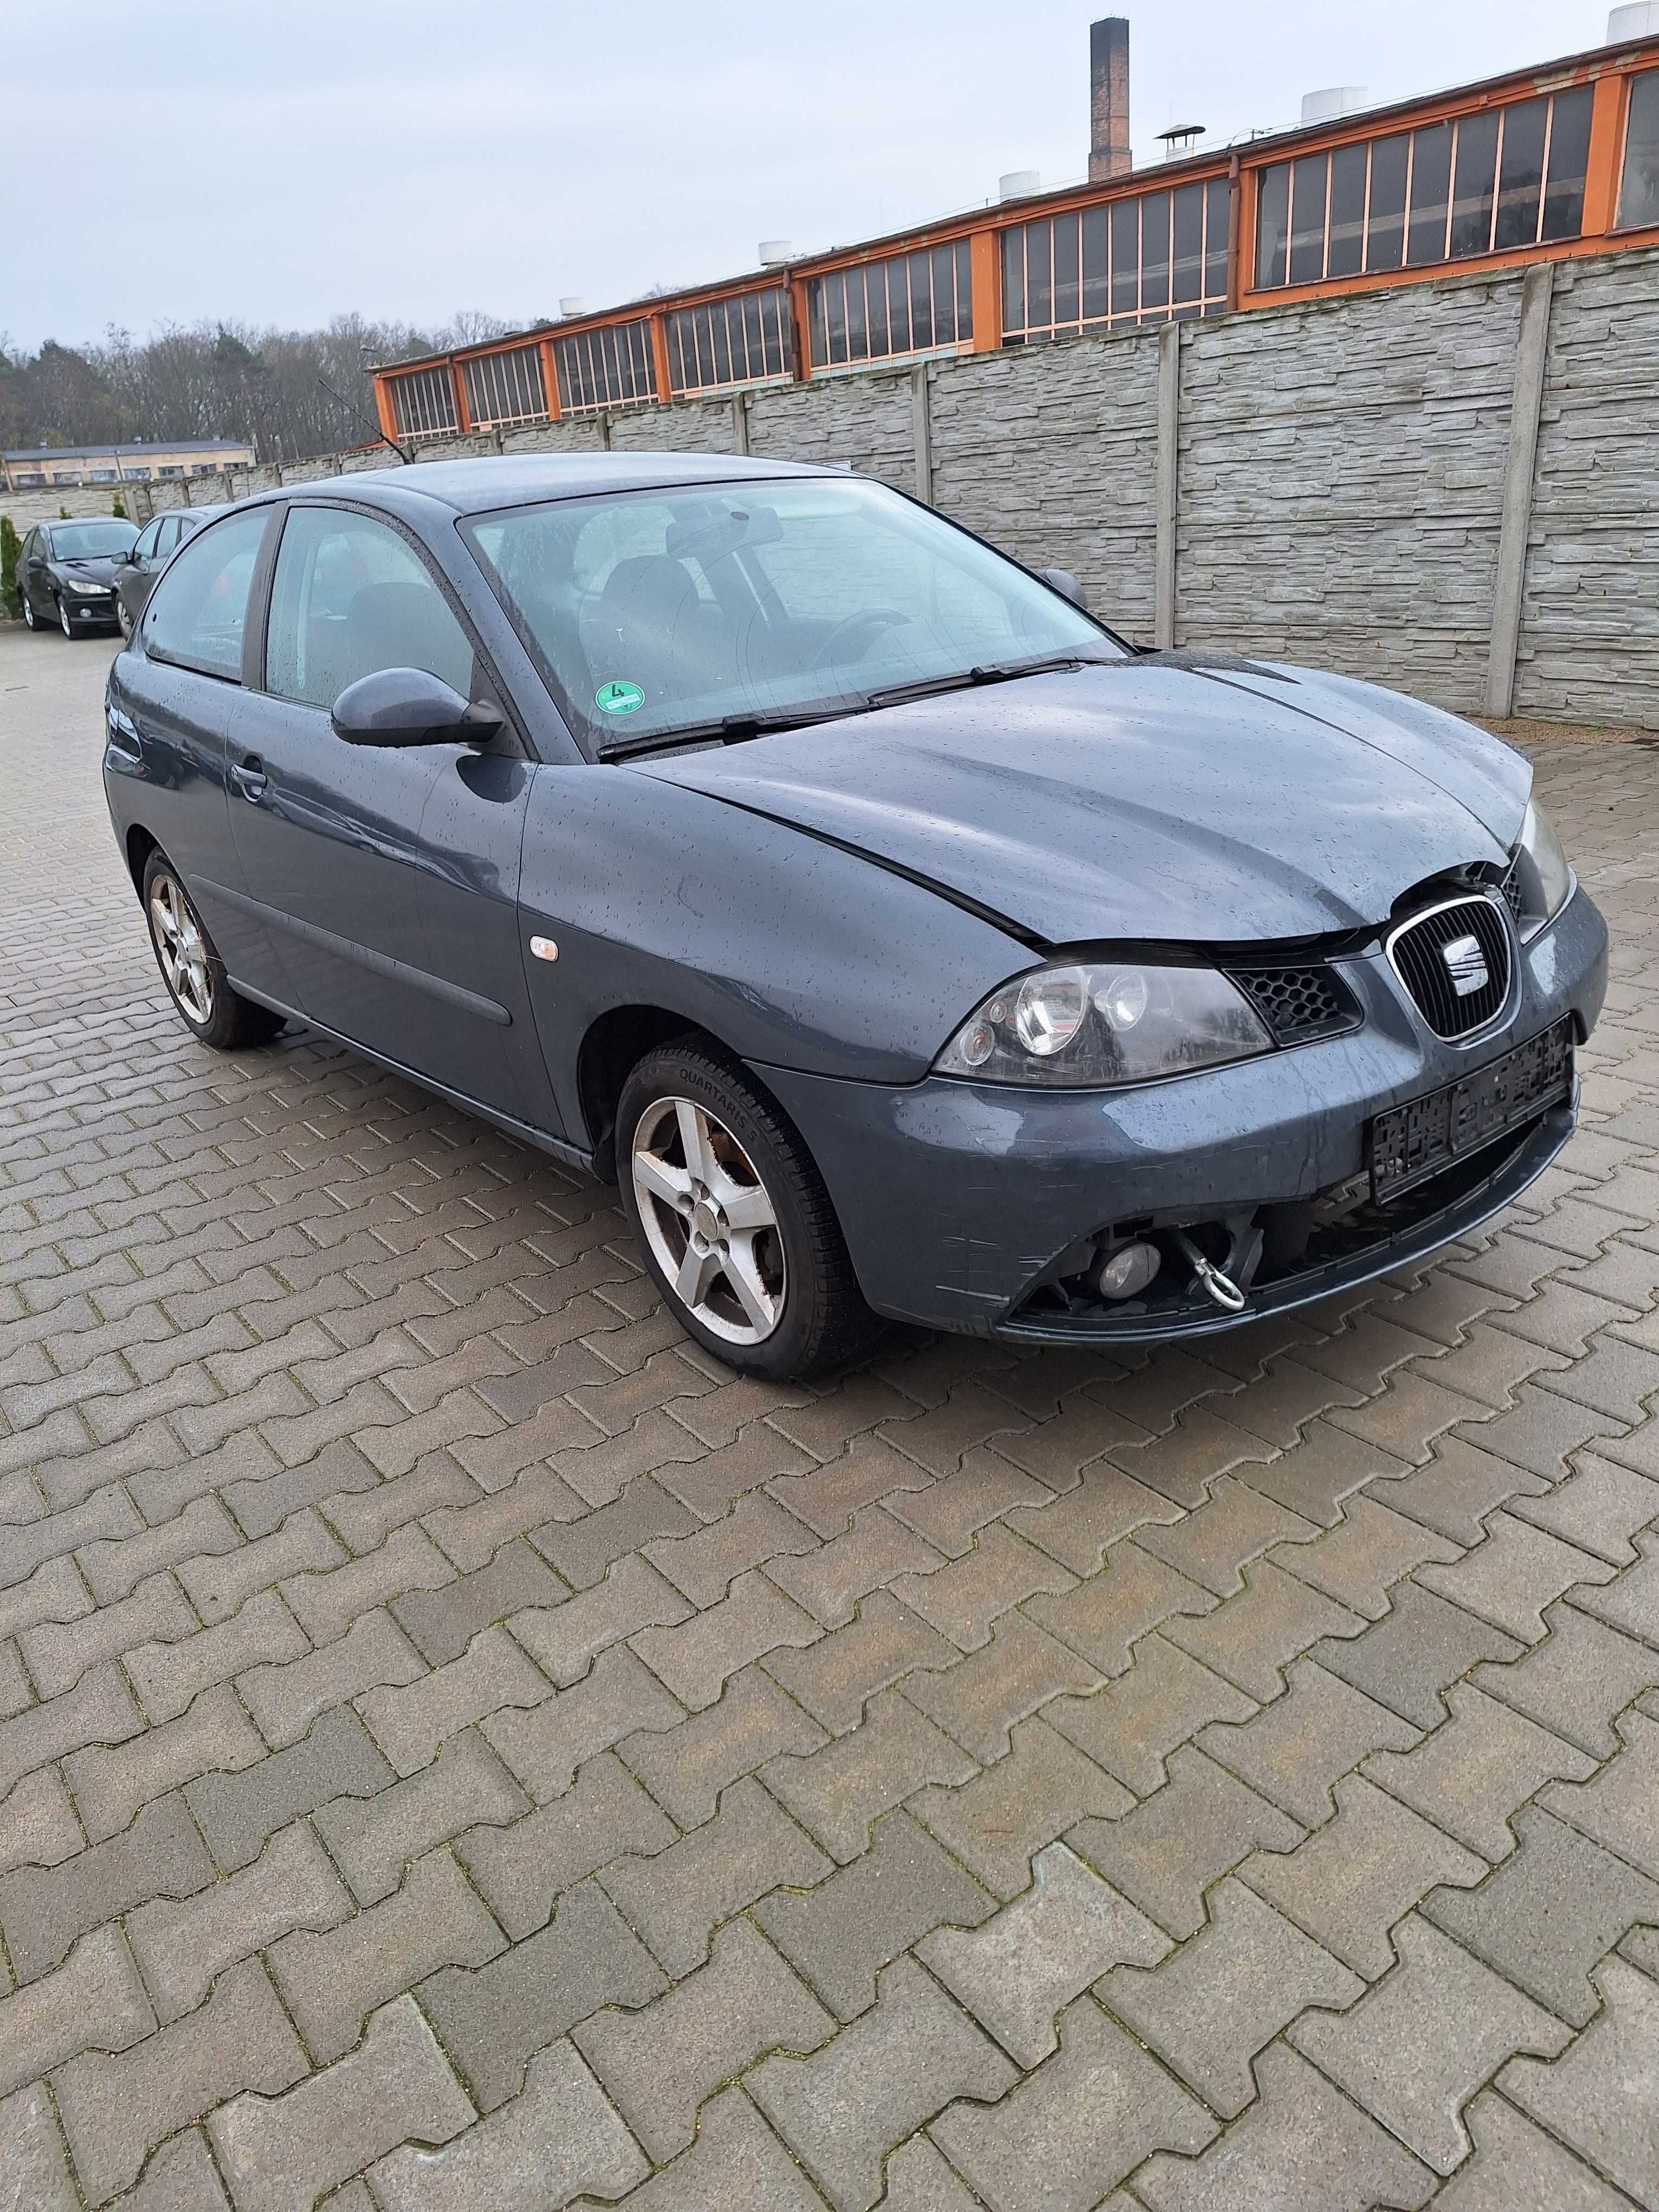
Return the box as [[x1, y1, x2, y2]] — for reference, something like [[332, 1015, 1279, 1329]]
[[331, 667, 502, 748], [1037, 567, 1089, 611]]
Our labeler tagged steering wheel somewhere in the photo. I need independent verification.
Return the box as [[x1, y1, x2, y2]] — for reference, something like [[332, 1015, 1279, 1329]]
[[809, 608, 912, 671]]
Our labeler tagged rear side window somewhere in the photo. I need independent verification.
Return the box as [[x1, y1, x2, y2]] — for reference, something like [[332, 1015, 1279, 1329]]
[[264, 505, 475, 711], [142, 508, 269, 680]]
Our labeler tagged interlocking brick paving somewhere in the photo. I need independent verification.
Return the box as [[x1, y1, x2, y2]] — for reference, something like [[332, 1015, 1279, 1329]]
[[1, 623, 1657, 2206]]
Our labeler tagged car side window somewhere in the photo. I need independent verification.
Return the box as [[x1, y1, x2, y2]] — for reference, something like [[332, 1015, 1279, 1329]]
[[132, 521, 163, 561], [141, 509, 269, 681], [156, 518, 181, 556], [264, 506, 475, 712]]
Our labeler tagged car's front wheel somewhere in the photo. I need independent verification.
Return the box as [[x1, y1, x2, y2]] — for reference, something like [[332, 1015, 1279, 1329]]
[[22, 591, 37, 631], [141, 850, 284, 1050], [58, 596, 73, 639], [116, 597, 133, 640], [617, 1040, 877, 1379]]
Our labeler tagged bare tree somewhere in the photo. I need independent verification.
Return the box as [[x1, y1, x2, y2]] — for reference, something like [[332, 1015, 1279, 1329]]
[[5, 309, 530, 461]]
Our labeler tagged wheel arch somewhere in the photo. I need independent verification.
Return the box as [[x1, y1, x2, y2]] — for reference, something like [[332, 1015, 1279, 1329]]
[[124, 824, 160, 896], [577, 1002, 720, 1179]]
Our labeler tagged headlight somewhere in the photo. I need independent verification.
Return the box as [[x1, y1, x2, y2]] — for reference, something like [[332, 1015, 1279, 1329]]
[[935, 960, 1272, 1088], [1513, 799, 1572, 938], [65, 578, 108, 595]]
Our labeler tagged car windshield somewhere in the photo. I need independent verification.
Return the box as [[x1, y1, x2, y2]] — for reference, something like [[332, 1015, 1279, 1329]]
[[51, 522, 139, 561], [463, 475, 1123, 754]]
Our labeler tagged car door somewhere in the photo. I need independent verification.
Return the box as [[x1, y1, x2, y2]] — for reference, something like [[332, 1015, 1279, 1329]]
[[119, 518, 164, 621], [106, 505, 277, 983], [23, 528, 53, 614], [222, 500, 558, 1132]]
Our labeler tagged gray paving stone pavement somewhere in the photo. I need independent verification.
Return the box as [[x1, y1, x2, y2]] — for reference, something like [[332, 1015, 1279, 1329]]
[[1, 624, 1657, 2202]]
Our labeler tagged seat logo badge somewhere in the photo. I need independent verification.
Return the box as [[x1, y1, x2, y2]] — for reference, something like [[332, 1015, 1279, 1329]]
[[529, 936, 559, 963], [1442, 933, 1489, 998]]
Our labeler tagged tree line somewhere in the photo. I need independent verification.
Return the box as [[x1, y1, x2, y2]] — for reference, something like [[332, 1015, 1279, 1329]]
[[0, 312, 517, 464]]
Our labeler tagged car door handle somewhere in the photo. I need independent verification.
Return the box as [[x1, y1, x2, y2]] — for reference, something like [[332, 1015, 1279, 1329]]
[[231, 757, 267, 802]]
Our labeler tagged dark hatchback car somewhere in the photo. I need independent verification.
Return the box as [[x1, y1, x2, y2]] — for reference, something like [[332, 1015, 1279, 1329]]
[[17, 517, 139, 636], [102, 455, 1606, 1378], [113, 505, 227, 639]]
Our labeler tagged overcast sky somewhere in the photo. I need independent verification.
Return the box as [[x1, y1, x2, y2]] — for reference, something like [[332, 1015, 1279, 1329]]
[[5, 0, 1621, 352]]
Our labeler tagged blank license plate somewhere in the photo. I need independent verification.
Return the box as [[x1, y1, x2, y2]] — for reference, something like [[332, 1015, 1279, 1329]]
[[1371, 1018, 1573, 1203]]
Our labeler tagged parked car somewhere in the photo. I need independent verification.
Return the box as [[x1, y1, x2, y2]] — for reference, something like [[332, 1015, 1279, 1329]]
[[113, 505, 227, 639], [102, 456, 1606, 1378], [16, 517, 139, 636]]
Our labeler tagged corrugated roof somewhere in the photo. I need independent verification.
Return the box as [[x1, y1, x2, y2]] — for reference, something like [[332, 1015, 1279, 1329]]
[[3, 440, 253, 461]]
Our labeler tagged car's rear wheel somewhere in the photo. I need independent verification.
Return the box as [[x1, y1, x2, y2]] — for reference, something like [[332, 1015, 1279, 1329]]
[[617, 1040, 878, 1378], [58, 596, 73, 639], [141, 851, 284, 1050]]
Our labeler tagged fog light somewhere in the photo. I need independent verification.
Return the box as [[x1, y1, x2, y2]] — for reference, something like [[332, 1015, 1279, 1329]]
[[1096, 1241, 1161, 1301]]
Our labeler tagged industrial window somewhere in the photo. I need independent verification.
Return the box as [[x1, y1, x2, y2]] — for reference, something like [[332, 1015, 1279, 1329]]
[[463, 343, 549, 429], [1254, 86, 1594, 288], [1619, 70, 1659, 229], [554, 320, 659, 414], [667, 288, 794, 394], [1000, 178, 1231, 340], [807, 241, 973, 370], [387, 364, 459, 440]]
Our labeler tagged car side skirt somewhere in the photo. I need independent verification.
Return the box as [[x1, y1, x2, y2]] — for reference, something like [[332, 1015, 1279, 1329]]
[[223, 976, 599, 1180]]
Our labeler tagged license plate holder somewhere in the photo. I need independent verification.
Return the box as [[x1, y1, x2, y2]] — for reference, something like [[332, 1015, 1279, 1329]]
[[1370, 1018, 1573, 1204]]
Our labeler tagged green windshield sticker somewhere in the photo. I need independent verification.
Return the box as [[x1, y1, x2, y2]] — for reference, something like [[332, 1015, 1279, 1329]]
[[596, 679, 645, 715]]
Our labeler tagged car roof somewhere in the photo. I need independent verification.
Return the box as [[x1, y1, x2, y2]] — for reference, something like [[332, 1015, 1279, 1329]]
[[280, 451, 833, 516]]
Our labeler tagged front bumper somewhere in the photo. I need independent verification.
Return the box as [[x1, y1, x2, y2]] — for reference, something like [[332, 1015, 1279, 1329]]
[[63, 592, 118, 625], [760, 885, 1609, 1340]]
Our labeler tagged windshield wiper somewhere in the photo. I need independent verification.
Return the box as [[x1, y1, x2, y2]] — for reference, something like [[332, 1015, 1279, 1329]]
[[594, 652, 1115, 762], [595, 705, 863, 763], [864, 653, 1109, 711]]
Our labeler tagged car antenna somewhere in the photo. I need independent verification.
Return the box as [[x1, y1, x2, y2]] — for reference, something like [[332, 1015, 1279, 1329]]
[[317, 375, 416, 468]]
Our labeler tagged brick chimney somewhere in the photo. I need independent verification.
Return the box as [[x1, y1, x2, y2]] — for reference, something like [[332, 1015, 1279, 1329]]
[[1089, 17, 1131, 181]]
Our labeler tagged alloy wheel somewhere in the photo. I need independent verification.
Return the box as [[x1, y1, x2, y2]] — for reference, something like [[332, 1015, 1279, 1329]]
[[147, 871, 215, 1026], [22, 594, 35, 630], [629, 1094, 786, 1343], [59, 597, 72, 638]]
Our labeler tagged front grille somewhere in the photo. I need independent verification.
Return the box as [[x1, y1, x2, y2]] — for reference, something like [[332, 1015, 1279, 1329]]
[[1227, 963, 1362, 1046], [1388, 895, 1512, 1040]]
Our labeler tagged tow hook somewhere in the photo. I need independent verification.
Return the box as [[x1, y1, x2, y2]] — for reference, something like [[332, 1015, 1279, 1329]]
[[1170, 1228, 1248, 1313]]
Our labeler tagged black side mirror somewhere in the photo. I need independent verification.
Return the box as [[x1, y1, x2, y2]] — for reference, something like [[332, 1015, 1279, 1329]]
[[1037, 567, 1089, 611], [331, 667, 503, 748]]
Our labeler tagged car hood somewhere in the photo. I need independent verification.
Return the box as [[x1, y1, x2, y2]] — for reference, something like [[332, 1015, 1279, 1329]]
[[56, 557, 125, 585], [635, 658, 1533, 946]]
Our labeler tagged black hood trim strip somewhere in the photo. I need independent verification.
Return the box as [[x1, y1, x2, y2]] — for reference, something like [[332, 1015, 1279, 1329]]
[[693, 790, 1050, 951]]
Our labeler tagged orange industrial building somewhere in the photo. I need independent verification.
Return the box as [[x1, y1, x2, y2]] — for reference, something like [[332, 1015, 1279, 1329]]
[[372, 20, 1659, 445]]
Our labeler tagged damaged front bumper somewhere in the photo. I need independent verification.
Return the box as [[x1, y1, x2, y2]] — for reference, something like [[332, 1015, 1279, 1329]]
[[758, 884, 1609, 1341]]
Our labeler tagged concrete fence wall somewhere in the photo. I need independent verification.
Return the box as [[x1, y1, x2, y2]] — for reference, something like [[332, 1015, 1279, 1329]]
[[11, 245, 1656, 726]]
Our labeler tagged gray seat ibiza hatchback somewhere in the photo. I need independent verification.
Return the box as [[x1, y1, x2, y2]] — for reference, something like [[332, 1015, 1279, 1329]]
[[102, 454, 1606, 1378]]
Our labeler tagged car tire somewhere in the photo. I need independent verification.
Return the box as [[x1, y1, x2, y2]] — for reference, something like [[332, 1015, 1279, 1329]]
[[140, 850, 285, 1051], [116, 597, 133, 640], [59, 596, 73, 639], [617, 1040, 879, 1379], [22, 593, 36, 631]]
